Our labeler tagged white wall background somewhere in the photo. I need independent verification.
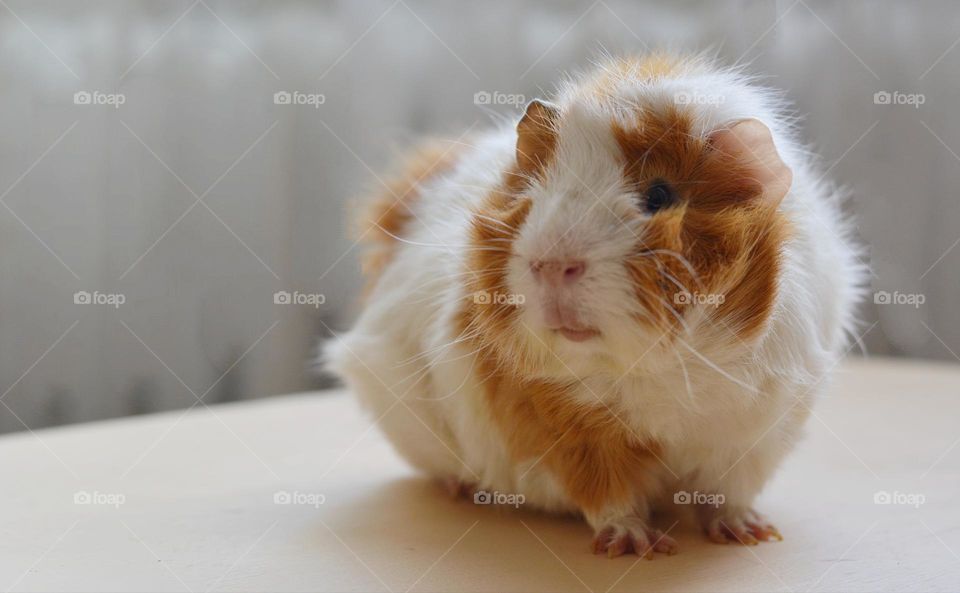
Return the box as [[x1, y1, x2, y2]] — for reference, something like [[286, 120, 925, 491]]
[[0, 0, 957, 433]]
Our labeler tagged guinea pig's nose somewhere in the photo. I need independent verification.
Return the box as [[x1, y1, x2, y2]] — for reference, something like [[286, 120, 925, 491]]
[[531, 260, 586, 287]]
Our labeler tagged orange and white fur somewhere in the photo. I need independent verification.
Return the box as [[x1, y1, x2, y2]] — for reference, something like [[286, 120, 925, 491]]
[[326, 55, 863, 557]]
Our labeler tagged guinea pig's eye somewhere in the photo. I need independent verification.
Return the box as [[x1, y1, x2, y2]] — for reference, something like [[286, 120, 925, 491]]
[[642, 180, 677, 214]]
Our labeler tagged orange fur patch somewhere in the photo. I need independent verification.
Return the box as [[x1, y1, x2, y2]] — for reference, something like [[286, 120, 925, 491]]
[[458, 104, 557, 375], [511, 100, 560, 192], [354, 139, 461, 295], [582, 53, 688, 102], [477, 354, 663, 515], [457, 102, 558, 369], [613, 106, 789, 340]]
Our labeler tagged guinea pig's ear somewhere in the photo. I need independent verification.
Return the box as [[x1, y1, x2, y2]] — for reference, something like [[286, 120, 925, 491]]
[[516, 99, 560, 174], [709, 118, 792, 205]]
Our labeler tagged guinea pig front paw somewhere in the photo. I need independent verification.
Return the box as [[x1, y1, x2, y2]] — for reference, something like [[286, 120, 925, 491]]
[[591, 517, 679, 559], [441, 476, 477, 500], [702, 507, 782, 545]]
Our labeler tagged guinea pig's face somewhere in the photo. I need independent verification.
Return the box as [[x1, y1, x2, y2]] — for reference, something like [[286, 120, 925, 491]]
[[463, 97, 791, 380]]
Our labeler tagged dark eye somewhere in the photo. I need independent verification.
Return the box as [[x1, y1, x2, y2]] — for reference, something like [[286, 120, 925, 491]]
[[643, 180, 676, 213]]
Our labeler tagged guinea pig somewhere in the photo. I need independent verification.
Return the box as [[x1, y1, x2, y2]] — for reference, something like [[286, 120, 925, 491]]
[[325, 54, 865, 558]]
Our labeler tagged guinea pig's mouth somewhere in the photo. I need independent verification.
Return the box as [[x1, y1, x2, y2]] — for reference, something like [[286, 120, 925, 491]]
[[553, 327, 601, 342], [540, 298, 601, 342]]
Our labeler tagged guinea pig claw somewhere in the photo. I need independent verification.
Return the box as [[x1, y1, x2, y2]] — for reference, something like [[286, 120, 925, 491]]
[[591, 517, 679, 559], [748, 522, 782, 542], [651, 529, 680, 555], [591, 526, 615, 555], [705, 510, 781, 545], [708, 529, 731, 545], [726, 524, 759, 546], [607, 535, 630, 558]]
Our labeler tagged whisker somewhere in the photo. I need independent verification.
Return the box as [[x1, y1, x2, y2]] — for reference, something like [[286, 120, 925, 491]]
[[676, 337, 760, 394], [372, 222, 467, 249], [638, 248, 701, 284]]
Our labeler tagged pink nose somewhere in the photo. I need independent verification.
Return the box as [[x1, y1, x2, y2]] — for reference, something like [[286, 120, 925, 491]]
[[531, 260, 587, 286]]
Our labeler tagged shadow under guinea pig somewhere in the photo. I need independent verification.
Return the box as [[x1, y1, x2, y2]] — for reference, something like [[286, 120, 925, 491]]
[[310, 476, 750, 592]]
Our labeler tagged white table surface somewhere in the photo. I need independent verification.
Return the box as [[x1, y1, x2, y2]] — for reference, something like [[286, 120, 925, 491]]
[[1, 357, 959, 592]]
